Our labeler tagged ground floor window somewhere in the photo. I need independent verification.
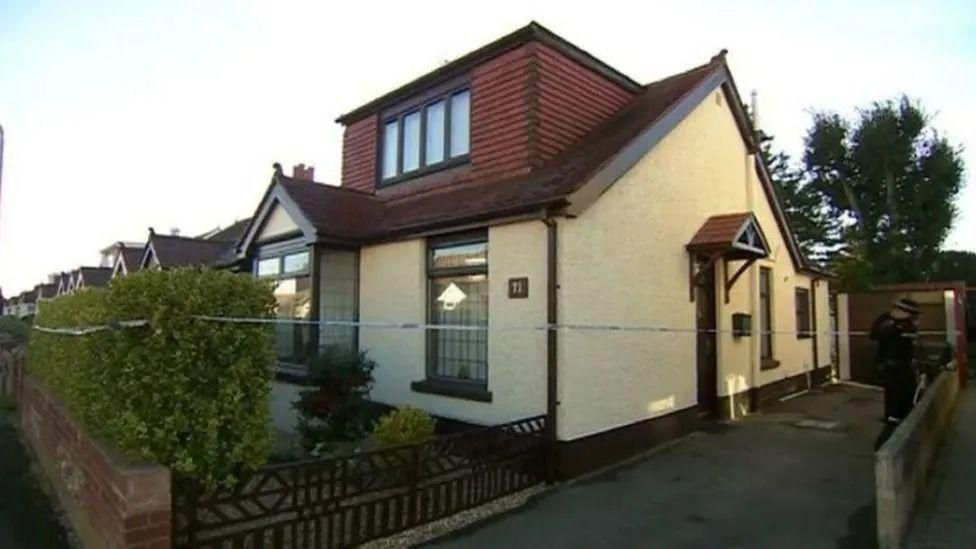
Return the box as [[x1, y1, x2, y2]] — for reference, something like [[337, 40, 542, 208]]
[[427, 232, 488, 384], [257, 248, 314, 373], [759, 267, 773, 360]]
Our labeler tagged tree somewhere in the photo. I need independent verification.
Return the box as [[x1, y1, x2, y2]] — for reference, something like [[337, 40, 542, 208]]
[[930, 250, 976, 286], [801, 96, 965, 288], [760, 132, 832, 265]]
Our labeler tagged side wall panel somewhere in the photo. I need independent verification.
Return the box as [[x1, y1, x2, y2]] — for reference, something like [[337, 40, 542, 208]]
[[557, 87, 822, 440]]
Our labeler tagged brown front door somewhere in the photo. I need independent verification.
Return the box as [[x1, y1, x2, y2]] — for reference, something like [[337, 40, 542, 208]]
[[696, 260, 718, 416]]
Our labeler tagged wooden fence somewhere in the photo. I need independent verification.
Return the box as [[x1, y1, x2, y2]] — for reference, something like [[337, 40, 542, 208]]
[[173, 415, 547, 548]]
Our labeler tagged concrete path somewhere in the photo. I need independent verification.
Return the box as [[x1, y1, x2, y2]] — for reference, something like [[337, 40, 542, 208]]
[[427, 384, 883, 549], [0, 406, 72, 549], [908, 382, 976, 547]]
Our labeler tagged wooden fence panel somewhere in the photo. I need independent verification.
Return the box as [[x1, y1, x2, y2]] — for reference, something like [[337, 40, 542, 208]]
[[174, 415, 546, 548]]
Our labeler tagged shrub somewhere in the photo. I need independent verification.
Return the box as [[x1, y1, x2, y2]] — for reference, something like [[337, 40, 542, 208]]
[[0, 316, 30, 350], [293, 347, 377, 455], [373, 407, 435, 448], [28, 268, 277, 490]]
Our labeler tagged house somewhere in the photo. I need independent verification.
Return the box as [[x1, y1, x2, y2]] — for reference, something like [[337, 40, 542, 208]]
[[14, 290, 37, 318], [137, 221, 250, 271], [54, 272, 71, 296], [99, 241, 145, 278], [236, 22, 833, 477], [73, 267, 113, 291]]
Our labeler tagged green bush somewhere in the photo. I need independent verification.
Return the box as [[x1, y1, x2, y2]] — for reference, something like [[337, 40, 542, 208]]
[[372, 407, 435, 448], [28, 268, 277, 490], [0, 316, 30, 349], [294, 347, 377, 455]]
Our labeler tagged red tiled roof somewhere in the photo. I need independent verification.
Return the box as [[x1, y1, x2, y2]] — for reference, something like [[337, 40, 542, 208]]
[[687, 213, 753, 251], [275, 58, 721, 242]]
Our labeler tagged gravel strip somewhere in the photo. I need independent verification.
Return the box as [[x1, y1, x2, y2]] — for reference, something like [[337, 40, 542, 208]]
[[359, 484, 547, 549]]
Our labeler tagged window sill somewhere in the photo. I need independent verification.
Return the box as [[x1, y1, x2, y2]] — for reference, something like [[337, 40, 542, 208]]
[[760, 358, 781, 371], [378, 155, 470, 187], [411, 379, 492, 403], [797, 334, 813, 340]]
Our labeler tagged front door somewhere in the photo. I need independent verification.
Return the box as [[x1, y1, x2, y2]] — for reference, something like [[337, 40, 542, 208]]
[[695, 260, 718, 416]]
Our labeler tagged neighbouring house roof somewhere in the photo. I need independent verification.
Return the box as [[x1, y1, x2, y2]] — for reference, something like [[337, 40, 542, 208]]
[[20, 290, 37, 304], [336, 21, 643, 125], [244, 48, 822, 276], [144, 232, 237, 269], [206, 218, 252, 243], [34, 283, 58, 299], [119, 246, 144, 272], [79, 267, 113, 288]]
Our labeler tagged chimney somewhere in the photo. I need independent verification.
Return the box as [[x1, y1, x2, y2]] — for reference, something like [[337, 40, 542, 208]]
[[292, 163, 315, 181], [170, 227, 181, 236]]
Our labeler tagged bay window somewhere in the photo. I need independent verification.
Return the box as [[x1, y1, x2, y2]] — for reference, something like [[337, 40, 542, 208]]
[[380, 88, 471, 183], [256, 250, 313, 373]]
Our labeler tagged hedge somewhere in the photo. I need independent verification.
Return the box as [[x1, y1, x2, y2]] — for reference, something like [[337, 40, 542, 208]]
[[28, 268, 277, 490]]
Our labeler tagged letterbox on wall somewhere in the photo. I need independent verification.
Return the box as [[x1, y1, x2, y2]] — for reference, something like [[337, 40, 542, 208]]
[[732, 313, 752, 338]]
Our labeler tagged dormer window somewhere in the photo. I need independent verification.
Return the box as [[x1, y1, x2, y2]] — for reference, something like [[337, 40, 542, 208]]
[[381, 88, 471, 183]]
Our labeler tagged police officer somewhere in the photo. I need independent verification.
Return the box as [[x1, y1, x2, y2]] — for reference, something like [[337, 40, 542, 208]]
[[870, 297, 920, 424]]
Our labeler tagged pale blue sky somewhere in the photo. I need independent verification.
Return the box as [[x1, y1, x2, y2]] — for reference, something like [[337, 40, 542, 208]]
[[1, 0, 973, 294]]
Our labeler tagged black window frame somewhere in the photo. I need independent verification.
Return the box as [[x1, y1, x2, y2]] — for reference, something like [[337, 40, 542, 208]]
[[424, 230, 489, 388], [378, 88, 471, 186], [759, 267, 775, 363], [795, 287, 812, 339]]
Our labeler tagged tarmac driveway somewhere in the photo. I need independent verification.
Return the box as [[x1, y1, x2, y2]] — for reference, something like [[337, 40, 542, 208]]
[[427, 384, 882, 549]]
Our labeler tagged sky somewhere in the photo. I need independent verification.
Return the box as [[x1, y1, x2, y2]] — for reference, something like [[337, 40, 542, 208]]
[[1, 0, 974, 296]]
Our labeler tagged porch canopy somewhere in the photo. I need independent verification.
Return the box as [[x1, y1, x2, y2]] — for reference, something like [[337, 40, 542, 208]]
[[686, 212, 770, 302]]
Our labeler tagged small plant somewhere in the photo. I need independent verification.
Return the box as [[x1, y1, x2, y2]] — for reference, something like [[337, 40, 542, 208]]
[[373, 407, 435, 448], [294, 347, 377, 454]]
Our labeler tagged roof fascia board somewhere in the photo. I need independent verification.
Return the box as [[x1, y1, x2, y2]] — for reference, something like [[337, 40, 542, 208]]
[[238, 182, 318, 256]]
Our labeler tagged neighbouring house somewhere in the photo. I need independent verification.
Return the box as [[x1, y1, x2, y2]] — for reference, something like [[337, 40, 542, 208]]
[[14, 290, 37, 318], [137, 221, 250, 271], [99, 241, 145, 278], [33, 282, 58, 306], [235, 21, 833, 476], [54, 272, 71, 296], [73, 267, 113, 291]]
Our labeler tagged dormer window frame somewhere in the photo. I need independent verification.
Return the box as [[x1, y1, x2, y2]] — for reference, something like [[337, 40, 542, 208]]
[[378, 83, 472, 187]]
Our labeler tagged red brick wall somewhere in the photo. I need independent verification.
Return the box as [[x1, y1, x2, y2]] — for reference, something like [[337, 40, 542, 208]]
[[535, 42, 635, 162], [17, 372, 171, 549], [341, 114, 378, 192], [337, 39, 636, 194], [468, 44, 535, 180]]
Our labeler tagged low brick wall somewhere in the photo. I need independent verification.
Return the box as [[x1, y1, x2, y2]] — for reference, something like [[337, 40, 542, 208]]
[[875, 365, 960, 549], [16, 368, 172, 549]]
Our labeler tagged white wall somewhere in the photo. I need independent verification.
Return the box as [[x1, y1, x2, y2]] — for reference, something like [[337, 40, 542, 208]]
[[359, 222, 547, 425], [556, 87, 827, 440], [257, 202, 299, 242]]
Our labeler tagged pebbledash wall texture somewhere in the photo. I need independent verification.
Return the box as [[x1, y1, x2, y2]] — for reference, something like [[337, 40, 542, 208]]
[[15, 368, 172, 549]]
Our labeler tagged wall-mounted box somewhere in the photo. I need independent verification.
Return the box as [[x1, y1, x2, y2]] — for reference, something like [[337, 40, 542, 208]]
[[732, 313, 752, 338]]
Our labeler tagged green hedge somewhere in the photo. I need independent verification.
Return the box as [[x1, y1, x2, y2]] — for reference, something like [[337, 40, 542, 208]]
[[28, 268, 277, 490]]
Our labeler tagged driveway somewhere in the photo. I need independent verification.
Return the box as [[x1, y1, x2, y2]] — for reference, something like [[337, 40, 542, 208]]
[[0, 406, 72, 548], [427, 384, 882, 549]]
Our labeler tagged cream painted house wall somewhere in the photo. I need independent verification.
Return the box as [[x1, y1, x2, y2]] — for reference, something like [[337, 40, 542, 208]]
[[359, 222, 548, 425], [257, 202, 300, 242], [556, 87, 830, 440]]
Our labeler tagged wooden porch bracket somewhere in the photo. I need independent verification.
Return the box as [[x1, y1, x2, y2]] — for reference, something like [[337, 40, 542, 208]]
[[688, 252, 722, 302], [723, 258, 757, 303]]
